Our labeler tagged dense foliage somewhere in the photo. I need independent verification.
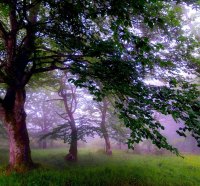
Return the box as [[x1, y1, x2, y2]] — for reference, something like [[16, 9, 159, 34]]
[[0, 0, 199, 160]]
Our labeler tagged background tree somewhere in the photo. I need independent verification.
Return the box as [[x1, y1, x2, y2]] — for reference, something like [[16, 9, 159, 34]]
[[84, 96, 114, 155], [108, 113, 130, 150], [97, 99, 112, 155], [42, 72, 100, 161], [25, 88, 61, 149], [57, 73, 79, 161], [0, 0, 199, 171]]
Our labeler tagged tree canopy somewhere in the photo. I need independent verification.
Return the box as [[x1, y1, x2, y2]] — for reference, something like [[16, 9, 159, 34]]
[[0, 0, 200, 170]]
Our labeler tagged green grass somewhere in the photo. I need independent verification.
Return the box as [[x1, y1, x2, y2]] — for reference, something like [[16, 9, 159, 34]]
[[0, 148, 200, 186]]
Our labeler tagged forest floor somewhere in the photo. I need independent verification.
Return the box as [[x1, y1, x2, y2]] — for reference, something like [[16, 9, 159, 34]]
[[0, 148, 200, 186]]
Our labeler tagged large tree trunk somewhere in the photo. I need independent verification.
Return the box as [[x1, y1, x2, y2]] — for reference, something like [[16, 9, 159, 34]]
[[101, 122, 112, 155], [65, 128, 78, 162], [104, 135, 112, 155], [3, 88, 34, 172], [0, 1, 40, 173]]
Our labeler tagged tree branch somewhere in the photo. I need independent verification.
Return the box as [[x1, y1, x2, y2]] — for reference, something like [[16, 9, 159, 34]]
[[45, 99, 63, 102], [31, 54, 84, 61], [56, 111, 69, 121], [70, 85, 78, 114], [33, 65, 69, 74], [39, 46, 66, 56]]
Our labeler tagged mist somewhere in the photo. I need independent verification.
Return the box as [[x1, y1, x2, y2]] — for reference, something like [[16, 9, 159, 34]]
[[20, 84, 200, 155]]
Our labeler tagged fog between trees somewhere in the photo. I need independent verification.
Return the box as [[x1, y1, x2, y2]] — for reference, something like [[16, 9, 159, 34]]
[[22, 72, 199, 155], [0, 0, 199, 173]]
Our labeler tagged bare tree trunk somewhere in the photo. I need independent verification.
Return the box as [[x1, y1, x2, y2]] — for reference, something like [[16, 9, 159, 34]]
[[42, 139, 47, 149], [65, 128, 77, 161], [105, 137, 112, 155], [101, 122, 112, 155], [3, 88, 34, 172], [100, 100, 112, 155], [38, 141, 42, 148], [50, 139, 54, 148], [118, 142, 122, 150], [59, 74, 78, 162]]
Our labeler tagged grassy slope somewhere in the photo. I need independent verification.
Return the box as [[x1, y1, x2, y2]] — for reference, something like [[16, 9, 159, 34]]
[[0, 148, 200, 186]]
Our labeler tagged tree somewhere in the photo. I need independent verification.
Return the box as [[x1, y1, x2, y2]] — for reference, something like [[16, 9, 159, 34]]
[[41, 72, 100, 161], [108, 113, 130, 150], [25, 88, 61, 149], [0, 0, 199, 171], [57, 73, 79, 161], [84, 96, 113, 155], [97, 99, 112, 155]]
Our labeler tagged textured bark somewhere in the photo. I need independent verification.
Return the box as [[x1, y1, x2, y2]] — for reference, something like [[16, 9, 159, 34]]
[[4, 88, 34, 172], [0, 3, 39, 172]]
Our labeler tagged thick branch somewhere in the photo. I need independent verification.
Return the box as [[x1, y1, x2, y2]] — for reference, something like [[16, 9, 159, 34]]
[[39, 46, 67, 56], [70, 86, 78, 114], [31, 54, 84, 61], [56, 111, 69, 121], [46, 99, 63, 102]]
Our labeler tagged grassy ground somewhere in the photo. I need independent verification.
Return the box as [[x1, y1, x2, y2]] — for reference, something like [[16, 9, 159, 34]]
[[0, 148, 200, 186]]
